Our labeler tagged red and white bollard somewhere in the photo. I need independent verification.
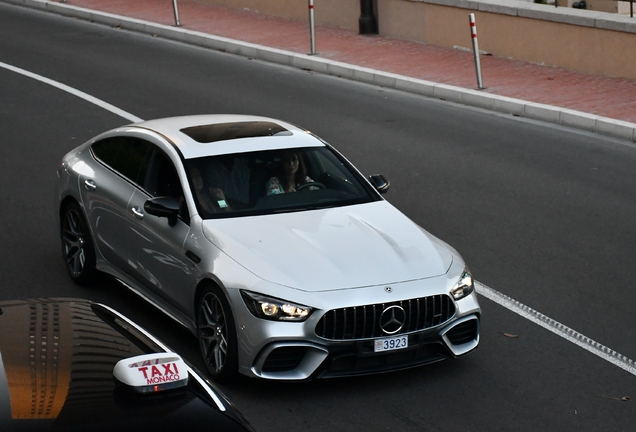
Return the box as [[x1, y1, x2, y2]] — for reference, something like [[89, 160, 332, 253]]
[[469, 13, 484, 90], [308, 0, 317, 55]]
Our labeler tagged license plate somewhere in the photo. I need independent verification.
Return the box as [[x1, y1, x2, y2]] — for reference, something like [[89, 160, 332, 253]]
[[374, 335, 408, 352]]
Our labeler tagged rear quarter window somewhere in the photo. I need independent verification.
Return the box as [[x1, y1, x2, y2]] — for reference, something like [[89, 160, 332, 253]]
[[91, 137, 152, 183]]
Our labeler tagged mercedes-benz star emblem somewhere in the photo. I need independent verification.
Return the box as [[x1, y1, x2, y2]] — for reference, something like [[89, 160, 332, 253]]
[[379, 305, 406, 335], [384, 286, 392, 293]]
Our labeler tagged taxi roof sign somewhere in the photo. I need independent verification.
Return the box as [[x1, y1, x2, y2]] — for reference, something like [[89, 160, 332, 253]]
[[114, 353, 189, 393]]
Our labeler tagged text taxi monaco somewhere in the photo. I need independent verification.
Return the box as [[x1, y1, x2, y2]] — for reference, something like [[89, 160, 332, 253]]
[[55, 114, 481, 382], [0, 298, 254, 431]]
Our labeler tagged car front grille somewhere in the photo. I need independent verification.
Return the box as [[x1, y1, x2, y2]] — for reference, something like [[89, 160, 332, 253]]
[[315, 295, 456, 340]]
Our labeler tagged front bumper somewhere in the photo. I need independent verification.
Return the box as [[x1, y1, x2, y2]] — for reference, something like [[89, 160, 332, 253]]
[[232, 287, 481, 380], [253, 313, 479, 380]]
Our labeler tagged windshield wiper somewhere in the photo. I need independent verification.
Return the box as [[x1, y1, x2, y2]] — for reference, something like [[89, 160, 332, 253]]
[[271, 204, 337, 213]]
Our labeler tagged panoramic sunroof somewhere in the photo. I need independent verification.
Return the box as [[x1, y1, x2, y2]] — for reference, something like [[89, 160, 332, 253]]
[[180, 121, 292, 143]]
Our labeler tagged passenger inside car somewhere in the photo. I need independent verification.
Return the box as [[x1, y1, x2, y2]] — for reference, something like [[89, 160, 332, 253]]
[[190, 166, 231, 213], [203, 155, 250, 207]]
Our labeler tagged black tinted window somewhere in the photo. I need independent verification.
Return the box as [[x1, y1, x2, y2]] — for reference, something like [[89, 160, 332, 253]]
[[91, 137, 152, 183], [185, 146, 379, 219], [143, 148, 189, 222], [180, 121, 291, 143], [144, 149, 184, 199]]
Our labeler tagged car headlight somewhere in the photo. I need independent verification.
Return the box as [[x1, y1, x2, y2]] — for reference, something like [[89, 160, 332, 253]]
[[241, 291, 313, 322], [450, 268, 474, 300]]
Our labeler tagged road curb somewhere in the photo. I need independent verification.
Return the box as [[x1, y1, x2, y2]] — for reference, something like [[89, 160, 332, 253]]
[[6, 0, 636, 142]]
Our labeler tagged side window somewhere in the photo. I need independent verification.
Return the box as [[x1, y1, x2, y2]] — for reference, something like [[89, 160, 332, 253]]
[[143, 148, 190, 222], [91, 137, 152, 184], [143, 149, 183, 199]]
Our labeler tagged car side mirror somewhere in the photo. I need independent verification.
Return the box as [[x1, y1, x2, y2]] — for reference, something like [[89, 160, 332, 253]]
[[144, 197, 180, 226], [369, 174, 390, 194]]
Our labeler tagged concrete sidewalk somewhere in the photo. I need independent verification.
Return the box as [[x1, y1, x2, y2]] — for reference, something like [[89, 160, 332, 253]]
[[7, 0, 636, 141]]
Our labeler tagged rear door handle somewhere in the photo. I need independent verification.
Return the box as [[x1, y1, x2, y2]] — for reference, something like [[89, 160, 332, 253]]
[[131, 206, 144, 219], [84, 179, 97, 191], [186, 250, 201, 264]]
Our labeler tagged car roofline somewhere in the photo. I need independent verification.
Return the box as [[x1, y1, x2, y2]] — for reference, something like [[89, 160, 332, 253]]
[[102, 115, 323, 159]]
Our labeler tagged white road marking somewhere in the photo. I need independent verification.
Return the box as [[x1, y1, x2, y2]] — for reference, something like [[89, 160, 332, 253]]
[[4, 60, 635, 378], [0, 61, 143, 123], [476, 281, 636, 376]]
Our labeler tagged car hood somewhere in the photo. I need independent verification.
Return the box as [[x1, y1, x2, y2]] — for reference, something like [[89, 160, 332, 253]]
[[202, 202, 454, 291]]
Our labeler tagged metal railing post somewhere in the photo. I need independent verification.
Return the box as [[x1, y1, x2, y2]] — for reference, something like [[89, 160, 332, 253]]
[[359, 0, 378, 35], [308, 0, 316, 55], [172, 0, 181, 27], [469, 13, 485, 90]]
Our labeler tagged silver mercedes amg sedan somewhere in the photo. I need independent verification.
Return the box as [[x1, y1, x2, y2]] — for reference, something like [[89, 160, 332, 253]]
[[55, 114, 480, 382]]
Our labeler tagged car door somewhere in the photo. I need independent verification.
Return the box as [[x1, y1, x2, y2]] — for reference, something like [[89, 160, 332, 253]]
[[126, 145, 194, 315], [80, 136, 152, 270]]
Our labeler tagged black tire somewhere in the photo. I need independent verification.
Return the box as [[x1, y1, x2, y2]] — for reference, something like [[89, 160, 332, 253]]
[[197, 285, 239, 383], [60, 202, 97, 285]]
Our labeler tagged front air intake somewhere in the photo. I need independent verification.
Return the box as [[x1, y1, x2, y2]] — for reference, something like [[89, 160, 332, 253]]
[[261, 346, 307, 372], [445, 319, 479, 346]]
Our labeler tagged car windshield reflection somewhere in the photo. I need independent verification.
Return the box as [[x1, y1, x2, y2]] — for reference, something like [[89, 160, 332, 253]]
[[185, 147, 379, 218]]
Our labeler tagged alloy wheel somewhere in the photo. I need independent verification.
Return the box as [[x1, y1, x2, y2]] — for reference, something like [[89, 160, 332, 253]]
[[198, 291, 229, 374], [62, 208, 88, 277], [60, 203, 96, 285]]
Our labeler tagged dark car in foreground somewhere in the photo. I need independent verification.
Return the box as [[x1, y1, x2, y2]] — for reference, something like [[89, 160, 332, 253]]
[[0, 298, 254, 431]]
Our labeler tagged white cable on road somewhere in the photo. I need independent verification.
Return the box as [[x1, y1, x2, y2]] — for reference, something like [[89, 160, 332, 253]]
[[0, 61, 143, 123], [476, 281, 636, 377]]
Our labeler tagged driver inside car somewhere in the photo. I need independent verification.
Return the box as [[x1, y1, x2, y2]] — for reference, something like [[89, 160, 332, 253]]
[[266, 151, 318, 194]]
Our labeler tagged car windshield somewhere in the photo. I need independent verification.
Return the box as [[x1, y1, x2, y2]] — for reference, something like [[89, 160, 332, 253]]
[[185, 146, 380, 219]]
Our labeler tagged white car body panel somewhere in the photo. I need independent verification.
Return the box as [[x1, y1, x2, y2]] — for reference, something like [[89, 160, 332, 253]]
[[202, 202, 453, 292], [55, 114, 481, 381]]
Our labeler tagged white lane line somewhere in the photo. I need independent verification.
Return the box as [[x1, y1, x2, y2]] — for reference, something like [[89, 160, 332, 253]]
[[476, 281, 636, 376], [0, 61, 143, 123]]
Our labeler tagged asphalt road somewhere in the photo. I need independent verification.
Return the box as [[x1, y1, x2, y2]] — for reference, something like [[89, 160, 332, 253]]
[[0, 3, 634, 431]]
